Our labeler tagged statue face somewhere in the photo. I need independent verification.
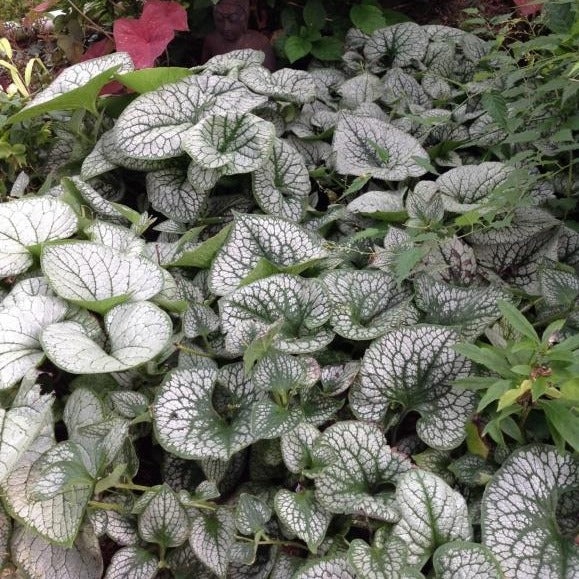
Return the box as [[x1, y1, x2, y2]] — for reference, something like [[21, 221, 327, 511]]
[[214, 6, 248, 42]]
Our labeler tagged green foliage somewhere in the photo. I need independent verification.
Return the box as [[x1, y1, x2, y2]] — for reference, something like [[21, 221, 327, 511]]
[[0, 8, 577, 577]]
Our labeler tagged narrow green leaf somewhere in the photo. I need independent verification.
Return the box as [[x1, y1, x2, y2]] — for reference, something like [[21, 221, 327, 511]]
[[498, 301, 539, 343]]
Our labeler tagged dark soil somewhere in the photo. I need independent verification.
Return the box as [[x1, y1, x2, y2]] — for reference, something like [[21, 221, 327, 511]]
[[382, 0, 516, 27]]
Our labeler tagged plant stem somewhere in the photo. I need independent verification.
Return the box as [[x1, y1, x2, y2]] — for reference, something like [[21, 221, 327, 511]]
[[88, 500, 123, 512], [235, 534, 309, 551], [115, 482, 151, 492], [66, 0, 114, 40]]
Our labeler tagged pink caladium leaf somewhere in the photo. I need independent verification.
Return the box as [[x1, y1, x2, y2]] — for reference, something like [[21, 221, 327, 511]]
[[142, 0, 189, 32], [113, 17, 175, 69]]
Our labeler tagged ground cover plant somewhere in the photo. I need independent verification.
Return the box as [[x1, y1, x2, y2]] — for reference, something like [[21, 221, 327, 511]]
[[0, 6, 578, 578]]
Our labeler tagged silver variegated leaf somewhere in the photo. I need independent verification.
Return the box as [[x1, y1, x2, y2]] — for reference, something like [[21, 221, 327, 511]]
[[219, 274, 334, 355], [433, 541, 504, 579], [382, 68, 431, 109], [391, 469, 472, 567], [322, 270, 417, 340], [364, 23, 429, 70], [333, 114, 428, 181], [183, 304, 220, 338], [138, 484, 189, 548], [539, 267, 579, 308], [280, 423, 320, 473], [109, 390, 149, 419], [0, 296, 69, 390], [153, 365, 260, 460], [189, 507, 235, 578], [146, 167, 207, 222], [338, 73, 384, 108], [414, 276, 510, 340], [359, 326, 475, 450], [209, 214, 328, 296], [85, 221, 146, 256], [320, 362, 359, 397], [274, 489, 331, 553], [235, 493, 272, 535], [239, 66, 316, 104], [41, 301, 172, 374], [66, 176, 127, 223], [113, 75, 266, 160], [11, 523, 103, 579], [25, 52, 133, 108], [436, 163, 512, 212], [41, 241, 164, 312], [0, 196, 78, 277], [252, 138, 311, 221], [313, 421, 412, 520], [0, 375, 54, 482], [347, 190, 405, 217], [104, 546, 159, 579], [348, 531, 422, 579], [481, 444, 579, 578], [1, 428, 91, 545], [294, 557, 355, 579], [192, 48, 265, 74], [252, 352, 319, 394], [183, 113, 275, 179]]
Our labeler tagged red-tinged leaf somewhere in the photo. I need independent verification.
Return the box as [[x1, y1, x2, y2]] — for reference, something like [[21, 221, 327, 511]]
[[113, 17, 175, 69], [33, 0, 59, 12], [80, 38, 115, 62], [142, 0, 189, 31], [513, 0, 542, 17]]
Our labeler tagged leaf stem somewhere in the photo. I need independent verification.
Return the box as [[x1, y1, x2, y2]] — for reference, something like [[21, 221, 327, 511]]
[[115, 482, 151, 492], [235, 534, 309, 551], [88, 500, 123, 512]]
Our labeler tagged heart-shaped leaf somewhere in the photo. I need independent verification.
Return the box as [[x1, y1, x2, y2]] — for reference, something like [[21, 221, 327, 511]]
[[313, 421, 412, 520], [235, 493, 272, 535], [414, 276, 510, 340], [153, 365, 261, 460], [0, 296, 69, 390], [11, 523, 103, 579], [391, 469, 472, 567], [294, 557, 355, 579], [146, 167, 207, 222], [436, 163, 512, 213], [104, 546, 159, 579], [364, 23, 429, 69], [41, 302, 172, 374], [183, 113, 275, 183], [433, 541, 504, 579], [252, 138, 311, 221], [138, 484, 189, 548], [0, 374, 54, 482], [481, 444, 578, 578], [219, 274, 334, 355], [322, 270, 417, 340], [1, 429, 91, 545], [0, 197, 78, 277], [189, 507, 235, 578], [274, 489, 331, 552], [359, 326, 475, 449], [113, 75, 266, 160], [41, 242, 165, 314], [333, 114, 428, 181], [209, 214, 328, 296], [239, 66, 316, 104]]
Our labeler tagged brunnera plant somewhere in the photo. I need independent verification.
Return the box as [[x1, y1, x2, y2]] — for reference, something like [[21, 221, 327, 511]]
[[0, 19, 577, 579]]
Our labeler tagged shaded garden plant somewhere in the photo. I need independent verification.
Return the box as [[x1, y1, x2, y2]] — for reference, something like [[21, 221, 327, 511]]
[[0, 13, 577, 579]]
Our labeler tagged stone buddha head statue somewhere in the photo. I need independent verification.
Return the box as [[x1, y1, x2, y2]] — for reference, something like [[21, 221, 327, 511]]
[[214, 0, 250, 43]]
